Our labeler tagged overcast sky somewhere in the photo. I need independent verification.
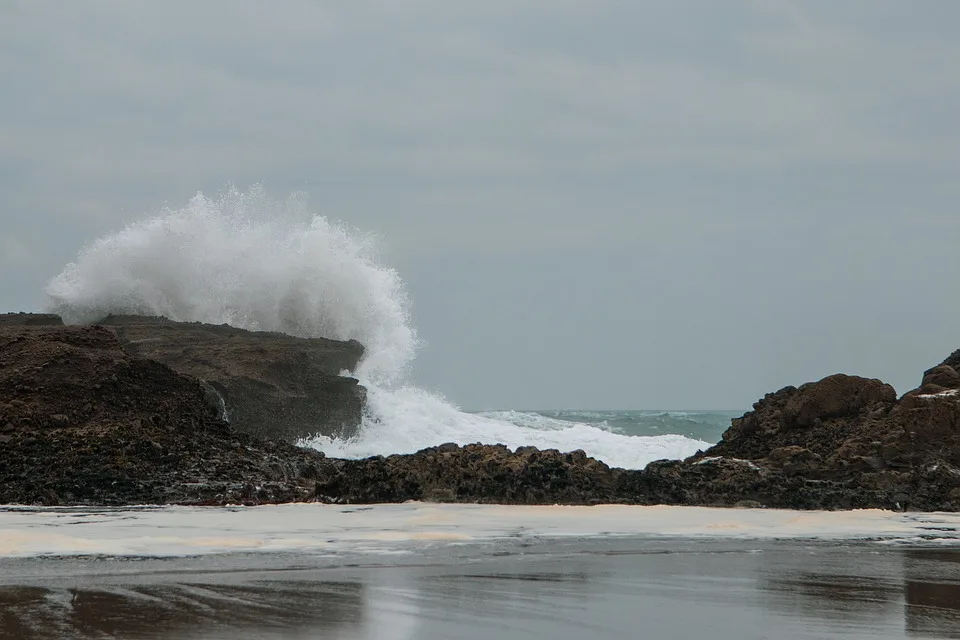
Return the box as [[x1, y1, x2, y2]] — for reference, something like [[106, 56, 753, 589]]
[[2, 1, 960, 410]]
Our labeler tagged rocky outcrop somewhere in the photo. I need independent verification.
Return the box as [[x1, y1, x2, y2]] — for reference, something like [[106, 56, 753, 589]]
[[624, 369, 960, 510], [708, 374, 897, 461], [316, 444, 620, 504], [96, 315, 365, 442], [6, 313, 960, 510], [0, 313, 366, 443], [320, 367, 960, 510], [0, 323, 333, 505], [0, 313, 63, 326]]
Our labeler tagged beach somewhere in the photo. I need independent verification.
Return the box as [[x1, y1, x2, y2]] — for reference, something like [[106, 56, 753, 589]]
[[2, 504, 960, 639]]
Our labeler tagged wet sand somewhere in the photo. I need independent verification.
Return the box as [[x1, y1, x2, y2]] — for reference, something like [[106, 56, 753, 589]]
[[1, 540, 959, 638], [2, 505, 960, 639]]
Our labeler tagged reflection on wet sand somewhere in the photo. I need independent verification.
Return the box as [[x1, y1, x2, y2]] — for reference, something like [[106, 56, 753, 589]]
[[764, 573, 902, 628], [904, 550, 960, 638], [906, 581, 960, 638], [2, 544, 960, 639], [0, 581, 364, 640], [762, 548, 960, 639]]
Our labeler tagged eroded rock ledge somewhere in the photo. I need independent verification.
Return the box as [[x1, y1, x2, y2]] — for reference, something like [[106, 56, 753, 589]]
[[99, 315, 366, 443], [0, 321, 327, 505], [3, 313, 960, 510], [0, 314, 366, 443]]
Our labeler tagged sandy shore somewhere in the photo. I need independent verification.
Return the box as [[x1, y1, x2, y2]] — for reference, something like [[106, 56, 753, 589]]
[[1, 504, 960, 638], [3, 503, 960, 557]]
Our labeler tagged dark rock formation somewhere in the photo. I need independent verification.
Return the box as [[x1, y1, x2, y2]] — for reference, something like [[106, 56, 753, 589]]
[[0, 323, 332, 505], [6, 313, 960, 511], [624, 370, 960, 511], [708, 374, 897, 461], [318, 368, 960, 511], [0, 313, 63, 326], [913, 357, 960, 397], [97, 315, 365, 442], [316, 443, 620, 504]]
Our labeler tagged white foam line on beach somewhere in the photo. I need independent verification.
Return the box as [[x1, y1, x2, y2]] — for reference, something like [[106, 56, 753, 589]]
[[1, 503, 958, 558], [917, 389, 960, 399]]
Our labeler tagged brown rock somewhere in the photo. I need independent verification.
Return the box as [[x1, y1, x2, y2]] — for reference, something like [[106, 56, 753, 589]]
[[709, 375, 895, 463], [0, 323, 333, 505], [8, 314, 960, 512], [316, 442, 620, 505], [921, 364, 960, 390], [98, 315, 366, 443], [781, 374, 896, 428], [49, 414, 70, 428], [767, 445, 816, 463]]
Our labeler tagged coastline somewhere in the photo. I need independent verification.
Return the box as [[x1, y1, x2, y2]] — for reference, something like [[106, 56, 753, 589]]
[[4, 313, 960, 511], [3, 502, 960, 558]]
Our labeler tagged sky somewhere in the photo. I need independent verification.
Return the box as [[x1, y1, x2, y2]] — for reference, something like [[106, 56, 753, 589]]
[[2, 0, 960, 410]]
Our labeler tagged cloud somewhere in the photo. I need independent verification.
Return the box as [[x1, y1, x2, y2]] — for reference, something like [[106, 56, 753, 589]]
[[4, 1, 959, 231], [4, 0, 957, 196], [1, 235, 30, 268], [2, 0, 960, 405]]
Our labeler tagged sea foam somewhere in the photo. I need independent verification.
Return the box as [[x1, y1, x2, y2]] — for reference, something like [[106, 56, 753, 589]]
[[45, 186, 709, 469], [4, 504, 959, 558]]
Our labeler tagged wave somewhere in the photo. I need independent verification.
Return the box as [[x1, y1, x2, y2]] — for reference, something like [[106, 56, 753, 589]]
[[305, 389, 710, 470], [483, 409, 738, 439], [45, 186, 415, 384], [45, 186, 710, 469]]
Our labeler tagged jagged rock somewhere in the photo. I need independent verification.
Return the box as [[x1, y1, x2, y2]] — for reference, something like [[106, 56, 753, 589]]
[[6, 314, 960, 511], [97, 315, 365, 442], [782, 374, 897, 429], [316, 443, 622, 505], [939, 349, 960, 374], [632, 366, 960, 510], [921, 364, 960, 390], [0, 323, 332, 505], [710, 375, 897, 461]]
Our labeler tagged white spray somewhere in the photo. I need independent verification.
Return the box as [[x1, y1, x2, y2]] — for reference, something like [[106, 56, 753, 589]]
[[45, 187, 708, 469]]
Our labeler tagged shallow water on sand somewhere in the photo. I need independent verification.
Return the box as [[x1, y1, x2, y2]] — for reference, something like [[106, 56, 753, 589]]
[[2, 505, 960, 639], [2, 541, 959, 639]]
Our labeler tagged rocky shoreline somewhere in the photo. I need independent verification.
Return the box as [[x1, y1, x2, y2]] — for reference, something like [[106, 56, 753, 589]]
[[3, 313, 960, 510]]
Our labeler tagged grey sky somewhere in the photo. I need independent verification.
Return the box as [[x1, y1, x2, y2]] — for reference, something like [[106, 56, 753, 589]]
[[2, 1, 960, 409]]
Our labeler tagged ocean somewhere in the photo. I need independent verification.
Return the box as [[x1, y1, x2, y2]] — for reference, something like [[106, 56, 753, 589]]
[[482, 408, 738, 443], [304, 408, 732, 470], [11, 187, 957, 638]]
